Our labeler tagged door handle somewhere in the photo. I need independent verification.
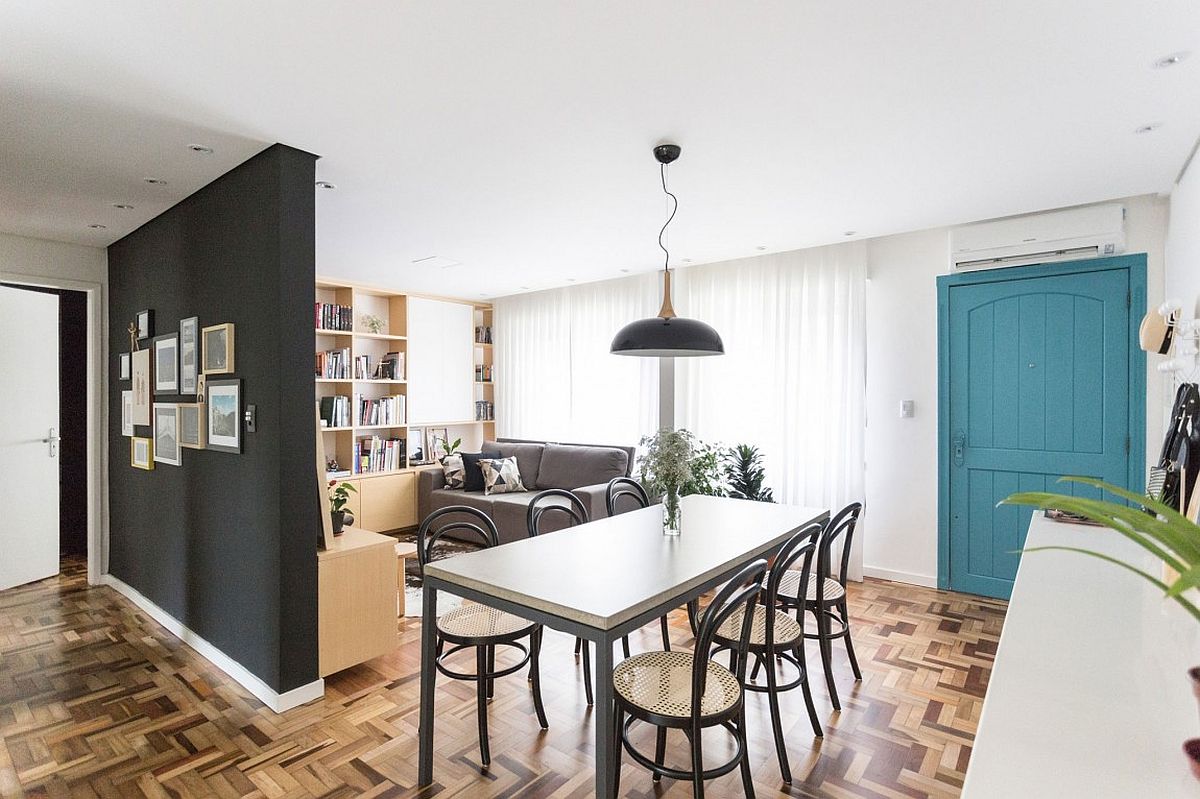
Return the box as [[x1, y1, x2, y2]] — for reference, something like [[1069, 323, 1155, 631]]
[[952, 430, 965, 467], [42, 427, 60, 458]]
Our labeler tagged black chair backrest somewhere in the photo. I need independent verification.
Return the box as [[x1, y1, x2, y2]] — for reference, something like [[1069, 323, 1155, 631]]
[[417, 505, 499, 569], [817, 502, 863, 592], [692, 558, 768, 722], [526, 489, 590, 537], [605, 477, 649, 516], [763, 522, 821, 645]]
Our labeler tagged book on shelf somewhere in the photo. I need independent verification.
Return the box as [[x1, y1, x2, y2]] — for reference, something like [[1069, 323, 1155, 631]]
[[474, 363, 494, 382], [318, 395, 351, 428], [315, 347, 351, 379], [475, 400, 495, 421], [377, 351, 404, 381], [315, 302, 353, 332], [474, 325, 493, 344], [355, 393, 406, 426], [326, 469, 352, 479], [353, 435, 406, 474]]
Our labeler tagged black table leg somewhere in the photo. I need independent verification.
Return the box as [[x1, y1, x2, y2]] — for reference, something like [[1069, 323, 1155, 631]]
[[418, 583, 438, 785], [593, 634, 616, 798]]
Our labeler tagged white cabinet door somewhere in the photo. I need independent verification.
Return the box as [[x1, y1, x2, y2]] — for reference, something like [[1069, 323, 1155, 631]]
[[406, 297, 473, 424]]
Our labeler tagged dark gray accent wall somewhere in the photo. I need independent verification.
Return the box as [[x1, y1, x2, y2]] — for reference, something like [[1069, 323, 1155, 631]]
[[107, 144, 319, 693]]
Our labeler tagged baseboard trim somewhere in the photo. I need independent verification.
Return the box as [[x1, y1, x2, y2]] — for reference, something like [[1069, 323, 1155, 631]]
[[863, 566, 939, 588], [100, 574, 324, 713]]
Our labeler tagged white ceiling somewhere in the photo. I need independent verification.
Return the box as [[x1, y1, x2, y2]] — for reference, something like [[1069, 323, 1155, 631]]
[[1, 1, 1198, 299]]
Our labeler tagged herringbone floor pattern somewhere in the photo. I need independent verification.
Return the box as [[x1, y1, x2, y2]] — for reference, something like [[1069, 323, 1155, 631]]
[[0, 560, 1005, 798]]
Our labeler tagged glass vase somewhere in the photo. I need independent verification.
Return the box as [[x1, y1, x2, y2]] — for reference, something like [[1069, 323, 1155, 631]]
[[663, 487, 681, 536]]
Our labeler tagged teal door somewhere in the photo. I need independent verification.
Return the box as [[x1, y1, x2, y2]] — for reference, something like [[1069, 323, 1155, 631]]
[[939, 258, 1143, 599]]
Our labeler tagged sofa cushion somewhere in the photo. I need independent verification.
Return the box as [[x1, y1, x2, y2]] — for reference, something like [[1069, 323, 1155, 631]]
[[461, 450, 502, 492], [480, 456, 526, 495], [428, 487, 494, 515], [442, 453, 465, 489], [484, 440, 545, 487], [536, 443, 630, 490]]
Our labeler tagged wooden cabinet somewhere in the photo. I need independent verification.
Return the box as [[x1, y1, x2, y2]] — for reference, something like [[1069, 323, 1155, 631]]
[[317, 528, 397, 676], [359, 471, 417, 531]]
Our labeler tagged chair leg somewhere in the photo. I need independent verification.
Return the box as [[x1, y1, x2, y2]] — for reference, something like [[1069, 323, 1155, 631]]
[[575, 636, 582, 656], [653, 726, 667, 782], [475, 646, 491, 766], [817, 606, 840, 711], [660, 614, 671, 651], [796, 644, 823, 737], [530, 628, 549, 729], [621, 635, 631, 659], [737, 708, 756, 799], [764, 647, 792, 784], [749, 652, 764, 682], [613, 705, 624, 796], [687, 600, 700, 636], [840, 600, 862, 680], [486, 645, 495, 699], [690, 725, 705, 799], [581, 640, 594, 706]]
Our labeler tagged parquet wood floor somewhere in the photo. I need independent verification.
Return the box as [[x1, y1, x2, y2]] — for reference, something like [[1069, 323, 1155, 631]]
[[1, 560, 1006, 798]]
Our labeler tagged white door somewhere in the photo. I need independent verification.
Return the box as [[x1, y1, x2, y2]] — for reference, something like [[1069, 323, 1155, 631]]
[[0, 285, 60, 590]]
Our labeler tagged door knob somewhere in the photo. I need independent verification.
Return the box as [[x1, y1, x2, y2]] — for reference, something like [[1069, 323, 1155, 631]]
[[42, 427, 60, 457], [952, 430, 965, 467]]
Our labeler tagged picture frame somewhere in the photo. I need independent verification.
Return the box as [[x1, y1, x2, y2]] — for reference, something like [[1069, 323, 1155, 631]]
[[121, 390, 134, 436], [153, 402, 182, 466], [136, 309, 154, 340], [206, 378, 241, 453], [153, 333, 179, 395], [426, 427, 449, 461], [131, 349, 152, 425], [315, 408, 335, 550], [179, 316, 199, 394], [202, 323, 235, 375], [131, 436, 154, 470], [119, 352, 131, 381], [407, 427, 427, 464], [178, 402, 206, 449]]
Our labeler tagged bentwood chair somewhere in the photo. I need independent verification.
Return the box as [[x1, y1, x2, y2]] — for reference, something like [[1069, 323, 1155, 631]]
[[605, 477, 673, 653], [611, 558, 769, 798], [776, 502, 864, 710], [711, 523, 824, 783], [525, 488, 607, 705], [418, 506, 548, 766]]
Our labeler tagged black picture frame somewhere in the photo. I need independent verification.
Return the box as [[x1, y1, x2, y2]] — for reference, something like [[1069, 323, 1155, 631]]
[[118, 351, 131, 381], [152, 333, 179, 396], [136, 309, 154, 340], [205, 378, 242, 454]]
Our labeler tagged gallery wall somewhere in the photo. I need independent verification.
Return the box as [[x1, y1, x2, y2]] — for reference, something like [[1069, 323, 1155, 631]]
[[106, 144, 319, 694]]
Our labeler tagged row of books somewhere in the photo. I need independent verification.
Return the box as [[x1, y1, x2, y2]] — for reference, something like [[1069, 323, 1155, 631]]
[[474, 325, 493, 344], [356, 351, 405, 381], [316, 348, 352, 380], [318, 395, 351, 428], [316, 303, 353, 331], [474, 364, 494, 382], [354, 435, 406, 474], [475, 400, 495, 421], [357, 393, 406, 427]]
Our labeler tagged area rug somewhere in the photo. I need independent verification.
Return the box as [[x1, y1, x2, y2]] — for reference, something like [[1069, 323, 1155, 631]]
[[391, 531, 479, 617]]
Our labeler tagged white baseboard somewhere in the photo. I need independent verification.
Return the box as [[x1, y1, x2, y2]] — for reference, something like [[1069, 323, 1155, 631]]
[[101, 574, 324, 713], [862, 565, 938, 588]]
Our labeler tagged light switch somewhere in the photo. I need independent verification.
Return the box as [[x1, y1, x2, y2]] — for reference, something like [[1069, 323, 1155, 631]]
[[900, 399, 915, 418], [244, 404, 257, 432]]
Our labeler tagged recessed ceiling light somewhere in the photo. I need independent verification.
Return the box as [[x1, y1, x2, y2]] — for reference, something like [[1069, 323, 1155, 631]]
[[187, 144, 214, 154], [566, 278, 576, 282], [1154, 51, 1189, 69], [315, 181, 336, 190], [756, 246, 767, 251], [113, 203, 134, 210], [682, 258, 692, 263], [88, 223, 107, 229], [843, 230, 857, 236], [1135, 122, 1163, 134], [519, 285, 530, 290], [620, 268, 631, 273], [143, 177, 167, 185]]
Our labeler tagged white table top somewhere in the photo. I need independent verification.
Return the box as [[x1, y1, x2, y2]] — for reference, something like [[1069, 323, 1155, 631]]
[[963, 512, 1200, 797], [424, 495, 827, 630]]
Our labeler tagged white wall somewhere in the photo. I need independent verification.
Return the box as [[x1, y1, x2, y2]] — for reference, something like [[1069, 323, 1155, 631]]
[[1167, 160, 1200, 322], [862, 195, 1168, 586], [0, 231, 108, 581]]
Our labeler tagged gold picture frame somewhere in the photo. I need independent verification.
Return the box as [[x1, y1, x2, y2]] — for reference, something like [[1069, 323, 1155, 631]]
[[178, 402, 206, 450], [201, 323, 235, 375], [131, 436, 154, 470]]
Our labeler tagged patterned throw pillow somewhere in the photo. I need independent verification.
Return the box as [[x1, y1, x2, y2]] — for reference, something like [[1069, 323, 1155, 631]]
[[442, 453, 465, 490], [479, 456, 525, 495]]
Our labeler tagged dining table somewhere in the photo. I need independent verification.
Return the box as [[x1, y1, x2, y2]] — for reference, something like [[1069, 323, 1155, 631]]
[[416, 494, 828, 798]]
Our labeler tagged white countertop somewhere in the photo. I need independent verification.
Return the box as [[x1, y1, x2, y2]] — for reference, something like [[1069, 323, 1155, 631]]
[[963, 512, 1200, 797]]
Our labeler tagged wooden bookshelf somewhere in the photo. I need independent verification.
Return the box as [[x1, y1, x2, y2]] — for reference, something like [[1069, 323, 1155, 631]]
[[473, 304, 496, 437]]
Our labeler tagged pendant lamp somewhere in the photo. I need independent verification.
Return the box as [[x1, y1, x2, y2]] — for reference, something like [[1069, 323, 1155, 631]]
[[610, 144, 724, 357]]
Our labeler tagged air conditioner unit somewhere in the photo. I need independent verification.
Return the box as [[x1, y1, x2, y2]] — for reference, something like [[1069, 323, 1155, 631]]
[[949, 204, 1126, 271]]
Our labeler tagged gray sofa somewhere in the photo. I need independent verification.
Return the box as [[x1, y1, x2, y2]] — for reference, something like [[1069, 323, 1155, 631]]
[[416, 438, 636, 544]]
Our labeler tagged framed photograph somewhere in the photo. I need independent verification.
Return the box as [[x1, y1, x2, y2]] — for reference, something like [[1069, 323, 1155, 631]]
[[202, 323, 235, 375], [131, 349, 152, 425], [121, 390, 134, 436], [178, 403, 206, 449], [179, 316, 199, 394], [153, 334, 179, 395], [153, 403, 182, 466], [206, 378, 241, 453], [119, 352, 131, 381], [136, 309, 154, 340], [131, 436, 154, 470], [426, 427, 449, 461], [407, 427, 427, 464]]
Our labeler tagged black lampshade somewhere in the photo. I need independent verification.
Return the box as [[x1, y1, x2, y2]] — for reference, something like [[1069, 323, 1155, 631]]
[[610, 316, 725, 357]]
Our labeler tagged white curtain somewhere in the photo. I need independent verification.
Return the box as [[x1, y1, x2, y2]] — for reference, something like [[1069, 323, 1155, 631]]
[[674, 243, 867, 568], [494, 273, 659, 446]]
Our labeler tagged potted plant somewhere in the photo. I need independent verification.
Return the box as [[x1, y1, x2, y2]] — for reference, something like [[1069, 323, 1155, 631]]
[[723, 444, 775, 502], [1003, 476, 1200, 775], [329, 479, 357, 535], [639, 429, 716, 534]]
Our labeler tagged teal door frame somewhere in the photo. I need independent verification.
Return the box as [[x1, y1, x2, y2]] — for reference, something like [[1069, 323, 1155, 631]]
[[936, 254, 1147, 591]]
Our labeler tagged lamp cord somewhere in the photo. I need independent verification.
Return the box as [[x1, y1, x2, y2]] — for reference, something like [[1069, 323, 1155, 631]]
[[658, 163, 678, 275]]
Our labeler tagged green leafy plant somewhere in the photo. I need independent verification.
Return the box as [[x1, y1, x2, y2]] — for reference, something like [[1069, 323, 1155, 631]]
[[723, 444, 774, 502], [329, 479, 357, 514], [442, 437, 462, 457], [1003, 476, 1200, 623], [684, 440, 726, 497], [638, 429, 726, 530]]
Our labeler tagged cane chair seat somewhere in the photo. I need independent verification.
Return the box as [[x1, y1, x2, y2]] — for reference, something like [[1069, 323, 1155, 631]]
[[779, 572, 845, 603], [437, 601, 534, 639], [613, 650, 741, 719], [714, 604, 804, 648]]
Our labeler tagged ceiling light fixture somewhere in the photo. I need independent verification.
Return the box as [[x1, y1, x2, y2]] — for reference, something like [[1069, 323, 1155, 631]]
[[113, 203, 134, 210], [756, 246, 767, 251], [143, 177, 167, 185], [610, 144, 724, 358], [88, 223, 107, 229], [187, 144, 214, 154], [1135, 122, 1163, 134], [315, 180, 336, 190], [843, 230, 857, 236], [1154, 52, 1189, 69]]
